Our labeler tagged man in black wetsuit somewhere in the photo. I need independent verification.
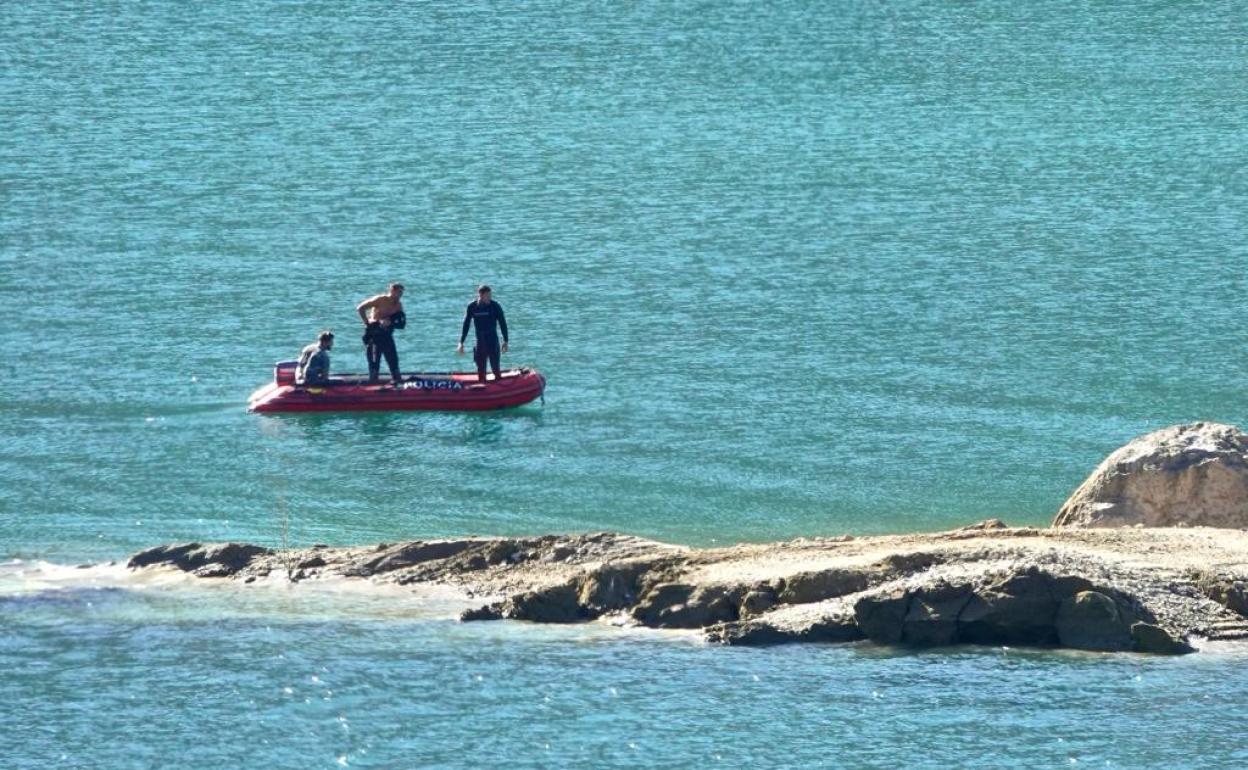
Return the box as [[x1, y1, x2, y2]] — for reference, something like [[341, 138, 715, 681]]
[[456, 284, 509, 383]]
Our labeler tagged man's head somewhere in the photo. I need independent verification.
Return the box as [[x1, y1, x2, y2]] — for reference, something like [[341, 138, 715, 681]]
[[388, 282, 405, 299], [477, 284, 492, 303], [318, 330, 335, 350]]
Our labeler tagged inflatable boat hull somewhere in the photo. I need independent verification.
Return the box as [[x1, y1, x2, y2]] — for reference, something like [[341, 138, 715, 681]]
[[248, 365, 546, 414]]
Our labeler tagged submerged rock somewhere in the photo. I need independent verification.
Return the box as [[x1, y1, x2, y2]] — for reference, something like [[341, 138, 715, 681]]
[[1054, 422, 1248, 529], [459, 604, 504, 622]]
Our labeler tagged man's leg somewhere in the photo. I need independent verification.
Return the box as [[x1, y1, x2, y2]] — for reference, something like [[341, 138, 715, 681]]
[[366, 342, 381, 382], [488, 344, 501, 380], [380, 333, 401, 384], [473, 345, 487, 382]]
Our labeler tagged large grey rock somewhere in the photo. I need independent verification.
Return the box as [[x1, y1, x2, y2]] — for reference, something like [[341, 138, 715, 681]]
[[902, 582, 972, 646], [631, 583, 739, 629], [706, 613, 863, 646], [853, 589, 910, 644], [776, 569, 869, 605], [1053, 423, 1248, 529], [802, 614, 866, 644], [706, 620, 800, 646], [1130, 622, 1192, 655], [576, 560, 656, 614], [958, 569, 1077, 646], [1055, 591, 1134, 651], [503, 581, 588, 624]]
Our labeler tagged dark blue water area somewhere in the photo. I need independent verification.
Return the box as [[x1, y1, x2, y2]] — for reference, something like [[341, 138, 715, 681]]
[[4, 1, 1248, 766], [4, 0, 1248, 563], [3, 586, 1247, 769]]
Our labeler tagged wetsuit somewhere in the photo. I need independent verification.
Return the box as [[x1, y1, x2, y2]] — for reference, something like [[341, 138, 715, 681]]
[[363, 322, 401, 383], [460, 300, 508, 382], [295, 344, 330, 385]]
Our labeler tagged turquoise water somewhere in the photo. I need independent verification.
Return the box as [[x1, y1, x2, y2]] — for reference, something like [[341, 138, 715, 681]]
[[5, 568, 1248, 769], [3, 1, 1247, 766]]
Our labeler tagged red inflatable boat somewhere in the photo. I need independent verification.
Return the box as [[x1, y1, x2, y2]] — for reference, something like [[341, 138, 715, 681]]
[[248, 361, 546, 414]]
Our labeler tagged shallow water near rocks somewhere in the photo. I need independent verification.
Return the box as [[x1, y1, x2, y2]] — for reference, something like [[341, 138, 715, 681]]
[[4, 0, 1248, 766], [4, 577, 1248, 768]]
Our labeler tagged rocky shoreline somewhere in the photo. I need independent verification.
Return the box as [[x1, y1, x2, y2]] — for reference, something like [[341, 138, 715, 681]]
[[123, 422, 1248, 655], [126, 523, 1248, 655]]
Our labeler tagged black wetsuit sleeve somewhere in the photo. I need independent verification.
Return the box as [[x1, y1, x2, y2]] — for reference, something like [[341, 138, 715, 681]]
[[496, 303, 508, 343], [460, 302, 473, 344]]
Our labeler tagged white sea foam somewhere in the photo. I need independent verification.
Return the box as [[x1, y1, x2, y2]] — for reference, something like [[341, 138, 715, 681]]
[[0, 558, 474, 621]]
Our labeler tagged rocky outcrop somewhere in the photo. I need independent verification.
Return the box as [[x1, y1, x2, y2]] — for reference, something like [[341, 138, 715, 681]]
[[707, 611, 863, 646], [127, 542, 271, 577], [631, 583, 741, 629], [958, 570, 1091, 646], [1054, 422, 1248, 529], [127, 524, 1248, 655], [501, 581, 588, 624], [1054, 590, 1134, 651], [364, 540, 478, 574], [776, 568, 870, 605], [715, 567, 1193, 654], [1130, 622, 1192, 655], [1194, 573, 1248, 617], [844, 569, 1175, 652]]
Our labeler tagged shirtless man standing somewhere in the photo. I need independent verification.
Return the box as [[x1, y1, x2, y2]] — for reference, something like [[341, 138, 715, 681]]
[[356, 283, 406, 384]]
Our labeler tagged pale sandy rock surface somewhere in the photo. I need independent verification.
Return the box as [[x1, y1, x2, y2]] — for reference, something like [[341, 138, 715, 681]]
[[127, 524, 1248, 655], [1054, 422, 1248, 529]]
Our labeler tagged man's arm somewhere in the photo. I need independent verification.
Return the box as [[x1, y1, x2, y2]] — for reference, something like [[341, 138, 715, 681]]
[[459, 303, 473, 345], [357, 295, 381, 324], [496, 303, 508, 346], [294, 347, 313, 384]]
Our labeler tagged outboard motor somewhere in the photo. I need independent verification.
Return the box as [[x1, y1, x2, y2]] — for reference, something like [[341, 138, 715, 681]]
[[274, 360, 299, 386]]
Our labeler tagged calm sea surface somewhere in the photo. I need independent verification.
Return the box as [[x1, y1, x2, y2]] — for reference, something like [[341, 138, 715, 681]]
[[3, 1, 1246, 767]]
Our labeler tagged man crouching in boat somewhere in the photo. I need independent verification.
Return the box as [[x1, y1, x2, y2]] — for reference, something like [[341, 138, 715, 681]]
[[456, 284, 509, 383], [295, 330, 334, 386], [356, 282, 406, 385]]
